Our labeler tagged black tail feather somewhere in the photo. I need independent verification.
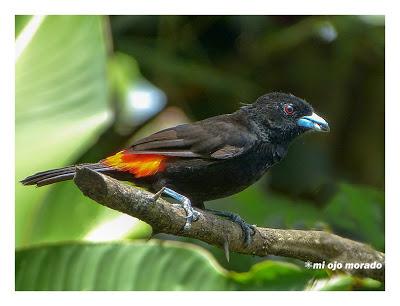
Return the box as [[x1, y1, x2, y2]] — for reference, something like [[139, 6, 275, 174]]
[[20, 163, 113, 187]]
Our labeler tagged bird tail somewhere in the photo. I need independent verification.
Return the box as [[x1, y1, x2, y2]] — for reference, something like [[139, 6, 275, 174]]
[[20, 163, 114, 187]]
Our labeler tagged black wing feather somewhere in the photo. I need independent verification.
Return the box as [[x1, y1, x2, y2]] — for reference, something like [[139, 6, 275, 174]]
[[128, 116, 256, 159]]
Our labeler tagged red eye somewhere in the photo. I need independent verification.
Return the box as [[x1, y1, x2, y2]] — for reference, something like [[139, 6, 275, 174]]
[[284, 104, 295, 115]]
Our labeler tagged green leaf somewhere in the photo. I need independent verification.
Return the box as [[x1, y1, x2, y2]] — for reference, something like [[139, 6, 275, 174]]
[[16, 241, 233, 291], [231, 260, 327, 290], [16, 16, 111, 246], [16, 241, 328, 291]]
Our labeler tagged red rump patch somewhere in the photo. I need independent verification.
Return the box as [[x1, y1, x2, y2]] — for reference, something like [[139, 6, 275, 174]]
[[102, 150, 167, 178]]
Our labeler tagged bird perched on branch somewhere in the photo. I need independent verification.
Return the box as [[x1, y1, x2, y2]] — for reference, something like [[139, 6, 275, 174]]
[[21, 92, 329, 245]]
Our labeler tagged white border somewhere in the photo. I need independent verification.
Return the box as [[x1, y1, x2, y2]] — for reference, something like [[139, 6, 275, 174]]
[[1, 0, 399, 304], [0, 12, 15, 295], [0, 0, 389, 15]]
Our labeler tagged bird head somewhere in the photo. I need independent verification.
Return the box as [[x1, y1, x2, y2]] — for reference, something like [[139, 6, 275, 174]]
[[244, 92, 329, 143]]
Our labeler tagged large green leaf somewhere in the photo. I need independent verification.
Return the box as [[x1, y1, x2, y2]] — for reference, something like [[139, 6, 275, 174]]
[[21, 53, 146, 245], [16, 241, 233, 290], [16, 241, 326, 291], [16, 16, 111, 246]]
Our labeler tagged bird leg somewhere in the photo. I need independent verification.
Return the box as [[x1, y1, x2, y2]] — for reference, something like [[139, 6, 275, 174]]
[[152, 187, 200, 231], [205, 208, 256, 246]]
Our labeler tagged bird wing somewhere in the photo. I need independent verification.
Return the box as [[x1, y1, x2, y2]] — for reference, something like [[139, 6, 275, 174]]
[[128, 117, 256, 160]]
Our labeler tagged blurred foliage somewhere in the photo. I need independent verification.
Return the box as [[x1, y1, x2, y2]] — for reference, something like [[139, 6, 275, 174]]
[[111, 15, 384, 189], [15, 15, 384, 291], [15, 16, 112, 245]]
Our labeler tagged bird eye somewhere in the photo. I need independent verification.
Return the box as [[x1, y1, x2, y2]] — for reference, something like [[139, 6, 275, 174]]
[[284, 104, 295, 115]]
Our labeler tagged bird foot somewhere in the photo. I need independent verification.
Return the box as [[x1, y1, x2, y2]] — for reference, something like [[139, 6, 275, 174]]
[[206, 209, 256, 246], [153, 187, 200, 231]]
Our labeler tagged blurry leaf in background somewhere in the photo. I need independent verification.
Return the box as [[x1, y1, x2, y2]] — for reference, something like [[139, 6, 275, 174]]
[[324, 183, 384, 250], [16, 16, 111, 246], [231, 261, 327, 290], [109, 52, 167, 133], [16, 240, 330, 291]]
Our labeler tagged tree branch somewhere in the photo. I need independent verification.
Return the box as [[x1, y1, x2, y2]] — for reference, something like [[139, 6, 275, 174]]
[[74, 167, 385, 282]]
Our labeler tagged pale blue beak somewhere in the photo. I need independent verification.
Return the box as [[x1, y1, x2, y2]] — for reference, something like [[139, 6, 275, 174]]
[[297, 112, 330, 132]]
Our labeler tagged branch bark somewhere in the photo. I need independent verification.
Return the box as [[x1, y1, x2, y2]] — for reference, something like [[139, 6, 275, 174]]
[[74, 167, 385, 282]]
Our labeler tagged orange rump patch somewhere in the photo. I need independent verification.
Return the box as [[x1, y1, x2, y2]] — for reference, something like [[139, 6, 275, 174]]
[[102, 150, 167, 178]]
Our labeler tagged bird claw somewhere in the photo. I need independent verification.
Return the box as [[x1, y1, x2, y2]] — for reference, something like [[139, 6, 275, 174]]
[[192, 210, 201, 221], [154, 187, 200, 231], [182, 199, 202, 230], [182, 198, 194, 231], [206, 209, 256, 246], [243, 224, 257, 247]]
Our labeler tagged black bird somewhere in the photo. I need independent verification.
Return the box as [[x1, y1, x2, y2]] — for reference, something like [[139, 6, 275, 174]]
[[21, 92, 329, 244]]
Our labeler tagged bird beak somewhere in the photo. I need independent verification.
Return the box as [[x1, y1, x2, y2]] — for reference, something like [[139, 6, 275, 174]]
[[297, 112, 330, 132]]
